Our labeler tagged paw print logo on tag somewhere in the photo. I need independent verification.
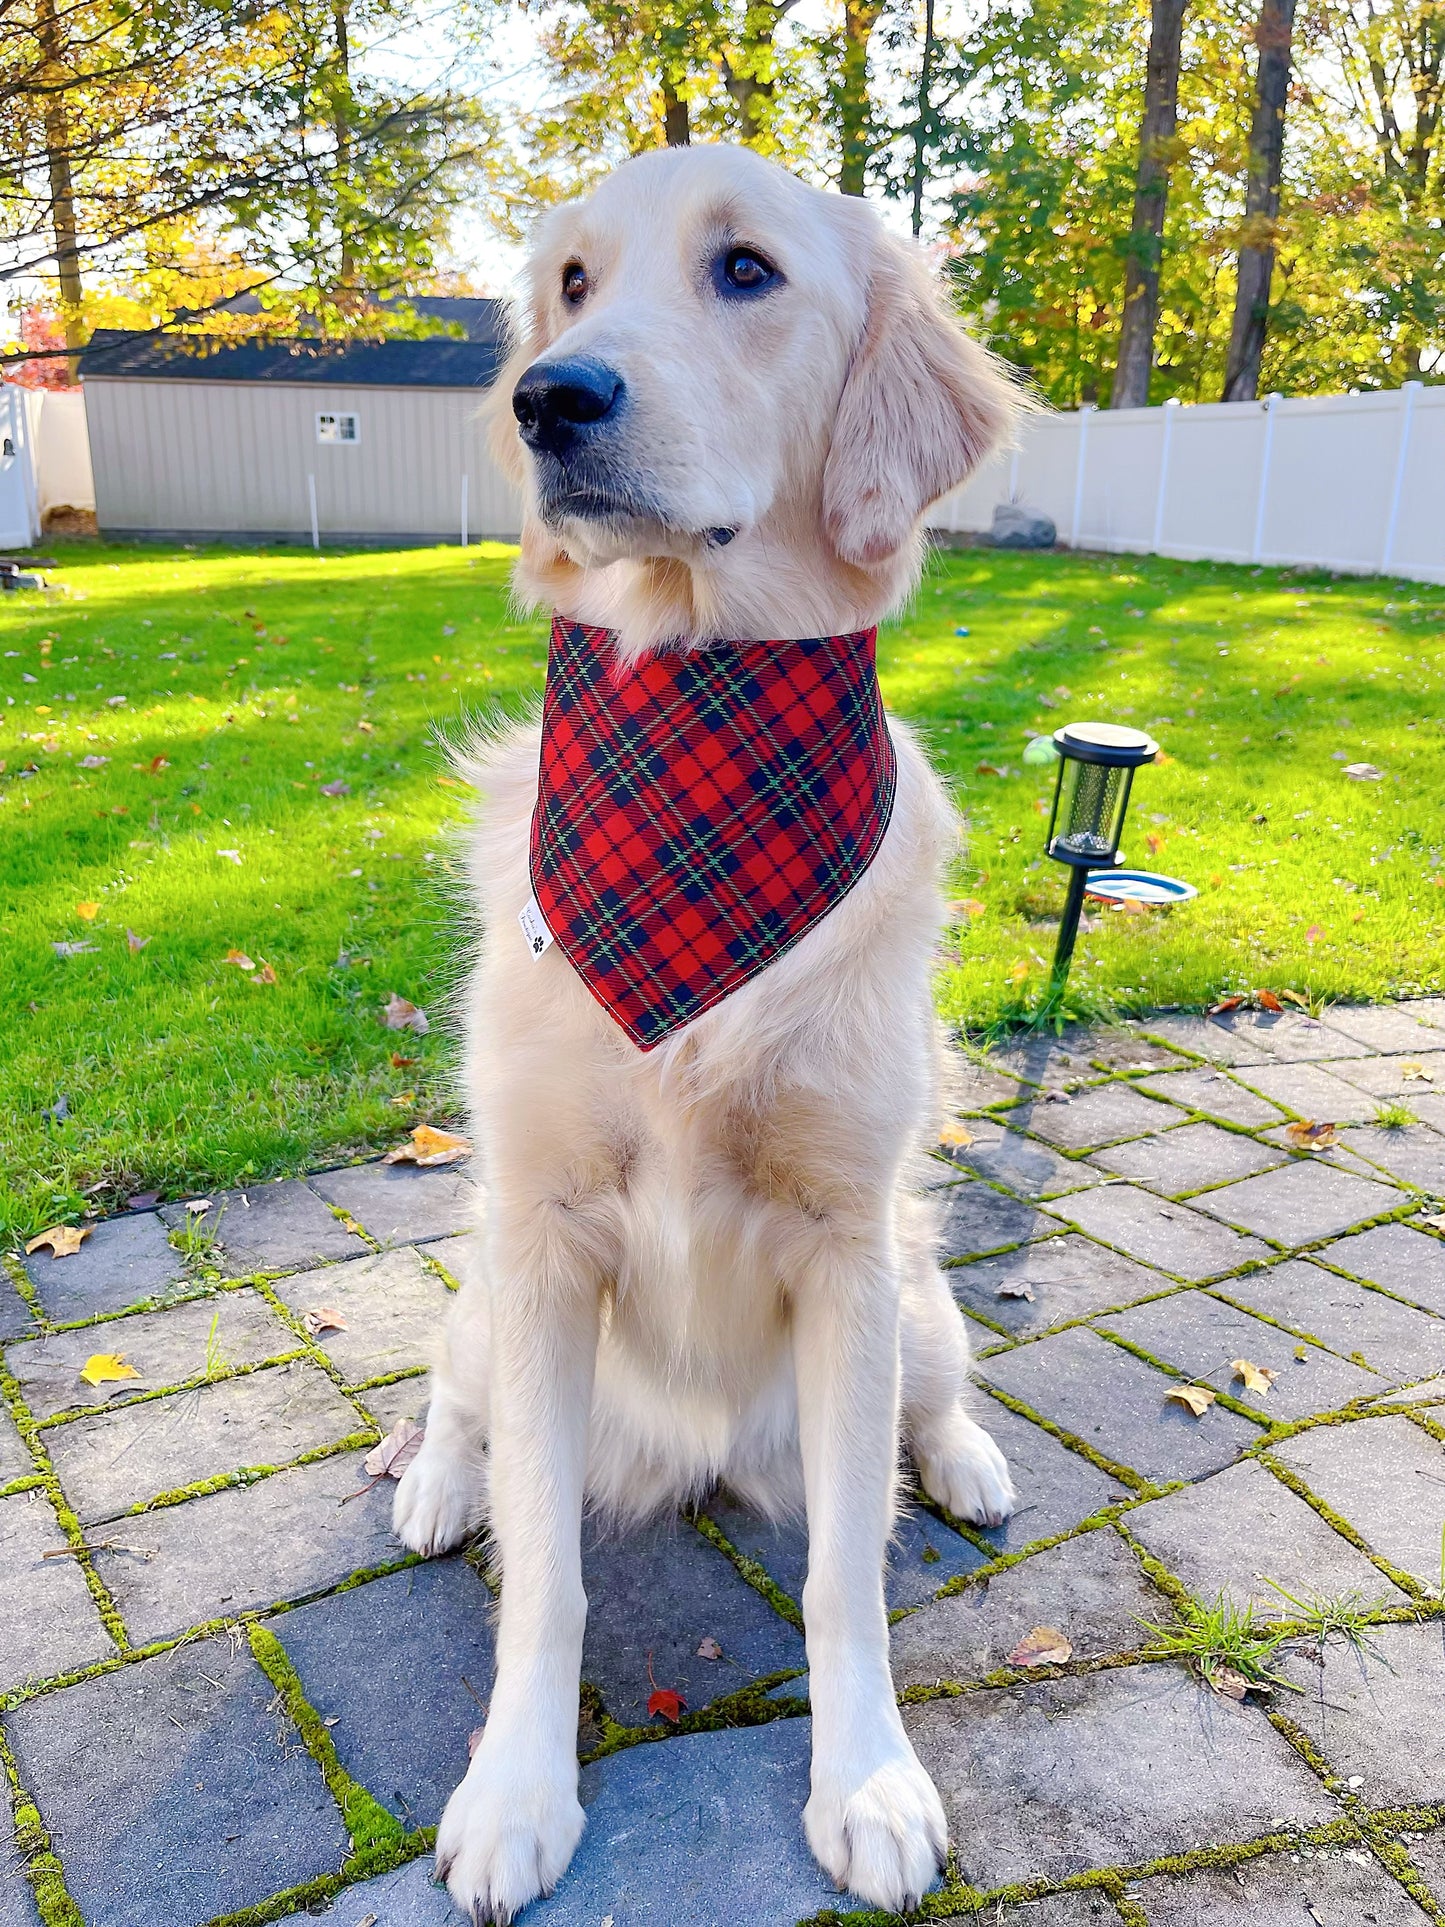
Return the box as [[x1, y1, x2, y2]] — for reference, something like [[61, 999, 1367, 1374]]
[[519, 895, 553, 960]]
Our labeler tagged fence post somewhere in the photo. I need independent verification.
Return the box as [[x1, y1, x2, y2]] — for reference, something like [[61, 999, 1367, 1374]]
[[461, 472, 469, 548], [1381, 381, 1421, 575], [1250, 394, 1280, 564], [1071, 405, 1095, 548], [307, 472, 319, 552], [1152, 398, 1179, 554]]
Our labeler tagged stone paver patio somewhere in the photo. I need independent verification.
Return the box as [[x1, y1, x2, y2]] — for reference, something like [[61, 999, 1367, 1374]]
[[3, 1001, 1445, 1925]]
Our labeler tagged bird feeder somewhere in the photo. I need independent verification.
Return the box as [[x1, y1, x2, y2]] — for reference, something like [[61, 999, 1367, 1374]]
[[1044, 721, 1159, 987]]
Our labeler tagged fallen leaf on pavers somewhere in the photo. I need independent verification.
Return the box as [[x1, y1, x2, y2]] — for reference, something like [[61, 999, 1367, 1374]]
[[75, 901, 99, 921], [645, 1651, 686, 1723], [1256, 990, 1284, 1013], [382, 992, 429, 1034], [939, 1123, 974, 1150], [1343, 763, 1383, 781], [1231, 1358, 1280, 1396], [1278, 990, 1312, 1012], [127, 1190, 160, 1212], [363, 1417, 424, 1480], [696, 1636, 723, 1660], [1401, 1062, 1433, 1083], [1164, 1384, 1217, 1417], [1418, 1212, 1445, 1233], [1209, 995, 1246, 1015], [1209, 1664, 1262, 1701], [25, 1224, 92, 1258], [1286, 1120, 1339, 1150], [78, 1353, 141, 1387], [1007, 1626, 1073, 1667], [303, 1306, 349, 1335], [385, 1124, 472, 1167], [996, 1281, 1036, 1301], [184, 1197, 213, 1214], [223, 948, 255, 970]]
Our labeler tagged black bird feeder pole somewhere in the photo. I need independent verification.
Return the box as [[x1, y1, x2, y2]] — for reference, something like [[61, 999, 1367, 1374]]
[[1044, 722, 1160, 990]]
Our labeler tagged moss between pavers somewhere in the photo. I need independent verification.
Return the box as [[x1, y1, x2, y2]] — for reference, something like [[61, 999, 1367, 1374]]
[[1257, 1449, 1437, 1602], [129, 1429, 379, 1515], [30, 1346, 315, 1433], [1086, 1323, 1270, 1427], [926, 1502, 1156, 1600], [691, 1508, 806, 1632], [971, 1383, 1163, 1496], [0, 1724, 84, 1927], [1366, 1826, 1445, 1927]]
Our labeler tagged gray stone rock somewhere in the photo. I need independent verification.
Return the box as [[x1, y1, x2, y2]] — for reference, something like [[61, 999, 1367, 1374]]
[[1044, 1183, 1272, 1281], [890, 1527, 1160, 1688], [580, 1516, 804, 1723], [1333, 1052, 1445, 1098], [1190, 1162, 1406, 1247], [272, 1559, 495, 1828], [44, 1360, 366, 1525], [1323, 1220, 1445, 1315], [1337, 1126, 1445, 1195], [0, 1492, 116, 1693], [966, 1396, 1128, 1552], [309, 1159, 480, 1247], [940, 1180, 1064, 1261], [6, 1288, 296, 1421], [268, 1855, 457, 1926], [525, 1719, 849, 1924], [706, 1492, 984, 1612], [1128, 1459, 1405, 1617], [904, 1662, 1334, 1890], [2, 1633, 349, 1927], [1278, 1620, 1445, 1806], [0, 1273, 33, 1346], [1094, 1291, 1385, 1417], [1016, 1083, 1185, 1151], [978, 1326, 1261, 1482], [160, 1178, 367, 1277], [989, 500, 1056, 548], [272, 1247, 453, 1386], [1090, 1122, 1287, 1197], [1134, 1015, 1274, 1069], [1231, 1060, 1383, 1125], [1323, 1005, 1440, 1054], [953, 1233, 1169, 1340], [93, 1447, 404, 1644], [1133, 1848, 1432, 1925], [19, 1210, 188, 1323], [1208, 1010, 1372, 1065], [1221, 1261, 1445, 1381], [1269, 1415, 1445, 1586], [941, 1121, 1101, 1198], [1137, 1067, 1288, 1128]]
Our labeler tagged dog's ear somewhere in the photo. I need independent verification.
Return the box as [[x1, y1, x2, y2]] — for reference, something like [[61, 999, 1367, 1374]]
[[823, 230, 1013, 568]]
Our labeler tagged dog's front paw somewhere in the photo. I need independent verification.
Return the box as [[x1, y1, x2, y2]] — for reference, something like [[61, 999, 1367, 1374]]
[[804, 1739, 947, 1911], [392, 1434, 486, 1557], [436, 1735, 585, 1925], [913, 1409, 1016, 1529]]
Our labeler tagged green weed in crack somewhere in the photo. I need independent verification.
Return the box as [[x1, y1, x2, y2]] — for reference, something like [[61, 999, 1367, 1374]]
[[1135, 1593, 1302, 1695], [1375, 1101, 1420, 1130], [169, 1199, 225, 1266], [1256, 1578, 1393, 1658]]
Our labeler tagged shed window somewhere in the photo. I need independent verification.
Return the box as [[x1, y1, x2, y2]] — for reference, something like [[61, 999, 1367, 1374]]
[[316, 411, 359, 445]]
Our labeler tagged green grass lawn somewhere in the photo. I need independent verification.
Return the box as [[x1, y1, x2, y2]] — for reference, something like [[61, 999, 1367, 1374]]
[[2, 539, 1442, 1241]]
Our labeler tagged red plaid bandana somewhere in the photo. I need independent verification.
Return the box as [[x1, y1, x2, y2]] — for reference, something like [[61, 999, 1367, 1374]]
[[528, 613, 897, 1050]]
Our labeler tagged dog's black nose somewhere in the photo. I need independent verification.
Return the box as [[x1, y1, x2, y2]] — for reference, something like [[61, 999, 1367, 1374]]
[[512, 357, 624, 456]]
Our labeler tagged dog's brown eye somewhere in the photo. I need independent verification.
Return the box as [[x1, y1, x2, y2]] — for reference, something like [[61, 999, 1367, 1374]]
[[562, 262, 589, 305], [719, 247, 779, 295]]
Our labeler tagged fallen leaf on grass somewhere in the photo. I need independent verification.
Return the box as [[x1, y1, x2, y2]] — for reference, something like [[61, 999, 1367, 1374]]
[[148, 754, 168, 775], [1343, 763, 1383, 781], [356, 719, 375, 734], [1305, 925, 1323, 944], [389, 1052, 417, 1068], [1285, 1120, 1338, 1150], [952, 898, 987, 920], [1256, 990, 1284, 1013], [126, 929, 150, 953], [1007, 959, 1031, 984], [25, 1224, 92, 1258], [319, 779, 351, 797], [1007, 1626, 1073, 1667], [217, 849, 242, 864], [79, 754, 108, 769], [75, 901, 99, 921], [1231, 1358, 1280, 1396], [363, 1417, 424, 1480], [939, 1123, 974, 1149], [975, 762, 1011, 778], [382, 992, 429, 1034], [996, 1281, 1036, 1301], [303, 1307, 349, 1335], [1164, 1384, 1216, 1417], [696, 1636, 723, 1660], [1401, 1062, 1433, 1083], [78, 1353, 140, 1387], [250, 961, 277, 985], [385, 1124, 472, 1167], [389, 1090, 416, 1108], [223, 949, 255, 970], [645, 1650, 685, 1723]]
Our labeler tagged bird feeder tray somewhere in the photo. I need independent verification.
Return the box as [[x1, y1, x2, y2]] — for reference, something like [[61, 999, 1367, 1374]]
[[1084, 869, 1198, 907]]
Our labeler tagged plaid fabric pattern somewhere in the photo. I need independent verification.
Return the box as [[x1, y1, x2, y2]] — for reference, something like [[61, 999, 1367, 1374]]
[[530, 613, 898, 1050]]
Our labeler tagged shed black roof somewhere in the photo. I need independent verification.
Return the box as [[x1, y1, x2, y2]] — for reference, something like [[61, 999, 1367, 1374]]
[[79, 301, 506, 389]]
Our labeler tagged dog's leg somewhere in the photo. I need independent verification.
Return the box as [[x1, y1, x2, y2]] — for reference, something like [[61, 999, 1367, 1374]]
[[432, 1196, 604, 1923], [902, 1262, 1015, 1529], [791, 1220, 949, 1911], [393, 1254, 491, 1557]]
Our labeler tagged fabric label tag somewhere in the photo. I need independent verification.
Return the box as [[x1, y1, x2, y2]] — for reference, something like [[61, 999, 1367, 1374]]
[[519, 894, 553, 960]]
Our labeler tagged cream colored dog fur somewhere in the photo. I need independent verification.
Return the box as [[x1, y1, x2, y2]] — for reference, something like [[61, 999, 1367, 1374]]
[[393, 141, 1018, 1923]]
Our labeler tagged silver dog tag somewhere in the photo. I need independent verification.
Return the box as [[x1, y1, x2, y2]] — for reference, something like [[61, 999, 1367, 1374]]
[[519, 894, 554, 960]]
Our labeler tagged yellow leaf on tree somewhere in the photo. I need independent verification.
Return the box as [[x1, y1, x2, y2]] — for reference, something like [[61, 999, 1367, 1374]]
[[78, 1353, 141, 1387], [75, 901, 99, 921], [1164, 1384, 1216, 1417], [24, 1224, 92, 1259], [1231, 1358, 1280, 1396], [384, 1124, 473, 1168]]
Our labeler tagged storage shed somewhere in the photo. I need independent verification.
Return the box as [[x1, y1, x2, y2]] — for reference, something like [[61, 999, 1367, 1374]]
[[79, 298, 522, 543]]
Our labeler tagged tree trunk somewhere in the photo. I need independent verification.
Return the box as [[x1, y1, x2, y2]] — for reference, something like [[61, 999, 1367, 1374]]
[[1223, 0, 1296, 400], [839, 0, 883, 196], [36, 0, 84, 379], [1110, 0, 1188, 409], [910, 0, 937, 237], [662, 81, 690, 146], [332, 0, 355, 289]]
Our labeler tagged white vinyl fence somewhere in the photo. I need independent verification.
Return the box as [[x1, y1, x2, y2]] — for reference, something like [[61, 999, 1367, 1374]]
[[931, 383, 1445, 586]]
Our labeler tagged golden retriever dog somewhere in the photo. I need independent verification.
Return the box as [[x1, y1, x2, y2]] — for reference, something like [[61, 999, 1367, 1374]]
[[394, 141, 1017, 1922]]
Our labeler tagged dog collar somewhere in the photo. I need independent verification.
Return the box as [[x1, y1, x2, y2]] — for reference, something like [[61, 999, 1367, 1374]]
[[527, 613, 898, 1049]]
